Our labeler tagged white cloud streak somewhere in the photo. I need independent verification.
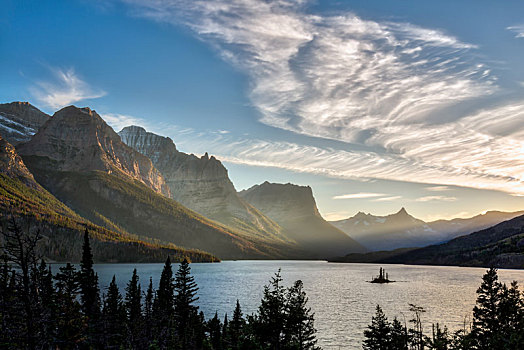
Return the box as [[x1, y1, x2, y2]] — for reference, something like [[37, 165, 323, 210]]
[[426, 186, 451, 192], [117, 0, 524, 195], [415, 195, 457, 202], [372, 196, 402, 202], [31, 67, 106, 109], [333, 192, 386, 199], [101, 113, 150, 132], [507, 25, 524, 38]]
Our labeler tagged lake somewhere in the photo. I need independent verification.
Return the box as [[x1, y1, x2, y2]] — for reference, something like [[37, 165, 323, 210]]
[[85, 261, 524, 349]]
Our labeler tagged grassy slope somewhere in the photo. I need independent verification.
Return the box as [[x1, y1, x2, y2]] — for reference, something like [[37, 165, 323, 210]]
[[0, 173, 219, 262], [23, 155, 297, 259]]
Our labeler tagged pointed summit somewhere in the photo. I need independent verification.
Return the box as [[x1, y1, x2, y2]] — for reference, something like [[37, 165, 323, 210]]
[[397, 207, 409, 216], [18, 105, 170, 196]]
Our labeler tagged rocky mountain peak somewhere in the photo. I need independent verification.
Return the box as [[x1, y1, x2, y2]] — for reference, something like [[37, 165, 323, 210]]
[[0, 135, 37, 187], [396, 207, 409, 216], [18, 106, 170, 196], [119, 126, 288, 243], [239, 182, 321, 221], [0, 101, 50, 145]]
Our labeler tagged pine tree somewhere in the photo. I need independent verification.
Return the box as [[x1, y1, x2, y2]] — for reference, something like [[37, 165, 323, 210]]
[[153, 257, 175, 347], [102, 275, 126, 349], [208, 312, 222, 350], [0, 258, 20, 348], [390, 318, 408, 350], [230, 300, 245, 349], [33, 259, 57, 348], [78, 228, 101, 346], [174, 258, 201, 349], [125, 268, 143, 349], [472, 268, 503, 349], [283, 280, 319, 350], [54, 263, 85, 348], [255, 269, 287, 350], [143, 276, 155, 344], [222, 313, 230, 349], [498, 281, 524, 348], [363, 305, 391, 350]]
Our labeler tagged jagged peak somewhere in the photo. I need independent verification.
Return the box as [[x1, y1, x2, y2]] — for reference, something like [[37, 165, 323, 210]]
[[397, 207, 409, 215]]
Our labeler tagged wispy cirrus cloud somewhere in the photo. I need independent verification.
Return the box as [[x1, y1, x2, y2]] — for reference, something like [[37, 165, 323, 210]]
[[102, 113, 150, 132], [415, 195, 457, 202], [426, 186, 451, 192], [372, 196, 402, 202], [115, 0, 524, 195], [31, 67, 106, 110], [333, 192, 386, 200], [507, 25, 524, 38]]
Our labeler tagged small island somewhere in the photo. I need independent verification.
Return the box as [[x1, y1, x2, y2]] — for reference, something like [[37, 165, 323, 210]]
[[370, 267, 394, 283]]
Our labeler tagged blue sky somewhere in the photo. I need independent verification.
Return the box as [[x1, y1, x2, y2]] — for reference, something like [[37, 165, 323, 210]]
[[2, 0, 524, 221]]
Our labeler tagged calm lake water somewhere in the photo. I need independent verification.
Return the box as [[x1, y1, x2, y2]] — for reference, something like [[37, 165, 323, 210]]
[[83, 261, 524, 349]]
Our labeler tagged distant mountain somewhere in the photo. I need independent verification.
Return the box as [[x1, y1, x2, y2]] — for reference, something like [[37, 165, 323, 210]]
[[17, 106, 294, 259], [330, 208, 524, 251], [119, 126, 290, 246], [239, 181, 366, 257], [331, 208, 434, 250], [381, 215, 524, 268], [0, 102, 49, 145], [0, 135, 216, 263], [428, 210, 524, 239]]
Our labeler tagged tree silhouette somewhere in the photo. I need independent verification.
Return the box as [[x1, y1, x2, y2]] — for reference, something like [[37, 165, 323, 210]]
[[284, 280, 319, 350], [255, 269, 287, 349], [363, 305, 391, 350], [471, 268, 503, 349], [174, 258, 201, 349], [125, 268, 143, 349], [102, 275, 126, 349], [153, 257, 175, 347], [78, 228, 101, 346]]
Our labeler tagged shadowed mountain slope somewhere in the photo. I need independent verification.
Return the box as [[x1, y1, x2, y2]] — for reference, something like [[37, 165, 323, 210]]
[[119, 125, 291, 246], [0, 135, 217, 263], [239, 181, 366, 258], [17, 106, 295, 259]]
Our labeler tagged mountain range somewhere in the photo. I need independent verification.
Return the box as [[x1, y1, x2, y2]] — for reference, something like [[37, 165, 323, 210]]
[[0, 102, 366, 261], [1, 100, 523, 267], [331, 213, 524, 269], [330, 208, 524, 251]]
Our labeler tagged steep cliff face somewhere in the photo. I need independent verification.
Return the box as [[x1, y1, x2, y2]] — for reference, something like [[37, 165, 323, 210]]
[[239, 182, 367, 257], [0, 134, 215, 263], [0, 102, 49, 145], [0, 135, 37, 187], [13, 108, 293, 259], [119, 126, 289, 244], [18, 106, 170, 197]]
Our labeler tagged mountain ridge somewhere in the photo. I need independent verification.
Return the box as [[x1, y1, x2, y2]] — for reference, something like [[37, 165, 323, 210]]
[[239, 181, 366, 257], [118, 125, 292, 247], [331, 207, 524, 251]]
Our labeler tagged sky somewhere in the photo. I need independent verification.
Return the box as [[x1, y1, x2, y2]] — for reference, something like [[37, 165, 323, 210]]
[[2, 0, 524, 221]]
